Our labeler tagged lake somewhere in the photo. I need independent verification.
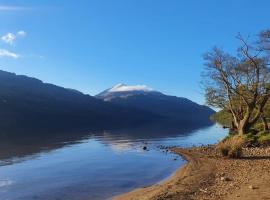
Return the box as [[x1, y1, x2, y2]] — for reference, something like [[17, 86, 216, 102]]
[[0, 123, 227, 200]]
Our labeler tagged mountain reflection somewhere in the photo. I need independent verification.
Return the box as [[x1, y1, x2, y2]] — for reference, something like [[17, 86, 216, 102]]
[[0, 120, 213, 164]]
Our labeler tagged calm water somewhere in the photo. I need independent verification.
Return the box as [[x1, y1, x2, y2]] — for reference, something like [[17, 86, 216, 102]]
[[0, 123, 227, 200]]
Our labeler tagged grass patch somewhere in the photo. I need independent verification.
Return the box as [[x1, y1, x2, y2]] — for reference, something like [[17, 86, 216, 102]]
[[217, 135, 244, 158]]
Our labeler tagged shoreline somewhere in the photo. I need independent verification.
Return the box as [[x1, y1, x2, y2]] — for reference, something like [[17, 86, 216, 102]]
[[113, 146, 270, 200]]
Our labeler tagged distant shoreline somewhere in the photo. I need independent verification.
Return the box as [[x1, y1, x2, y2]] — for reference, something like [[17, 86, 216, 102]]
[[113, 146, 270, 200]]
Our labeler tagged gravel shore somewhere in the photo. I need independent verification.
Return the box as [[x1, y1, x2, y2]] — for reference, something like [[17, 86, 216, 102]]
[[114, 146, 270, 200]]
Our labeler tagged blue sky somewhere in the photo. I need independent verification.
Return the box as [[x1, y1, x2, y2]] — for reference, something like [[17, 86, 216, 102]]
[[0, 0, 269, 104]]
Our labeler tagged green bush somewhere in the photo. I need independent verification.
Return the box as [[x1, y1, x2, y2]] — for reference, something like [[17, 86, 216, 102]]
[[243, 132, 257, 143], [257, 131, 270, 145]]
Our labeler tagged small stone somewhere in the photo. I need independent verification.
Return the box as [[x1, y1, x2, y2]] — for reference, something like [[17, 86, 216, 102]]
[[199, 188, 208, 193], [248, 185, 255, 189], [220, 177, 230, 181]]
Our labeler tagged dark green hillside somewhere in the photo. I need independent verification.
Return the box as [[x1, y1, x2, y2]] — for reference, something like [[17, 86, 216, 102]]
[[210, 110, 232, 127], [0, 70, 159, 133]]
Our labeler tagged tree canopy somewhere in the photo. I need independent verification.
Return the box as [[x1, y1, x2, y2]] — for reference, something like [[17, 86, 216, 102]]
[[202, 30, 270, 135]]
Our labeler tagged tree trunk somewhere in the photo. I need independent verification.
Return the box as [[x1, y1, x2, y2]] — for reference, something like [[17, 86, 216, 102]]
[[261, 116, 269, 131], [238, 119, 248, 135], [237, 109, 251, 135], [238, 124, 245, 135], [231, 121, 237, 130]]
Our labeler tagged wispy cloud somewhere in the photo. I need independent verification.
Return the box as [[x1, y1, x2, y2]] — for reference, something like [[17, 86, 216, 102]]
[[0, 30, 41, 60], [27, 53, 45, 59], [0, 5, 29, 11], [17, 30, 26, 37], [1, 31, 27, 45], [0, 49, 20, 58]]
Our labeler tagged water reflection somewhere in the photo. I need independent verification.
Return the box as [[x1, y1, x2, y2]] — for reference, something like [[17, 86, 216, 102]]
[[0, 122, 227, 200], [0, 121, 212, 163]]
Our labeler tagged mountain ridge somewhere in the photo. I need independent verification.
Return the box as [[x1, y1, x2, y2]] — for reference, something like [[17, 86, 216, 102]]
[[0, 70, 214, 133], [96, 83, 215, 124], [0, 70, 159, 133]]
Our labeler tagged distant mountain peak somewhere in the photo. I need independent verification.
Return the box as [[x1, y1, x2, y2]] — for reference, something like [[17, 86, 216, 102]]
[[96, 82, 215, 122], [108, 83, 153, 93], [96, 84, 159, 101]]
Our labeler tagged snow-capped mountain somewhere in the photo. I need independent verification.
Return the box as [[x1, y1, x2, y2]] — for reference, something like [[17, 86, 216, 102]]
[[96, 84, 215, 124], [0, 72, 160, 132], [109, 83, 153, 92], [96, 83, 162, 101]]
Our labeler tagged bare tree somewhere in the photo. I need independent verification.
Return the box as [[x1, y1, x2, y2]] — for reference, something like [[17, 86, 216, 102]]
[[260, 30, 270, 51], [202, 31, 270, 135]]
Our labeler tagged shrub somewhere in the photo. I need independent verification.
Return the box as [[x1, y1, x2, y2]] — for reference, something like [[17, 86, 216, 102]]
[[219, 143, 229, 156], [257, 131, 270, 145], [217, 135, 244, 158], [243, 132, 256, 142], [257, 130, 270, 136], [243, 132, 257, 146]]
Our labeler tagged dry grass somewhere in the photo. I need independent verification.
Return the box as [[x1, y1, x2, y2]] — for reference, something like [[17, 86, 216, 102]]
[[217, 135, 244, 158]]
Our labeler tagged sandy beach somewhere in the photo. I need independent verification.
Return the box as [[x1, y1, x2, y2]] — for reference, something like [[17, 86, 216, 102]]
[[114, 146, 270, 200]]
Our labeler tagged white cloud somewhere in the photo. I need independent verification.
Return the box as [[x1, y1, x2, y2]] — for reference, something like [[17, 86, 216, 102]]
[[17, 30, 26, 37], [109, 83, 153, 92], [0, 30, 27, 59], [1, 31, 27, 45], [0, 49, 20, 58], [1, 33, 16, 45]]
